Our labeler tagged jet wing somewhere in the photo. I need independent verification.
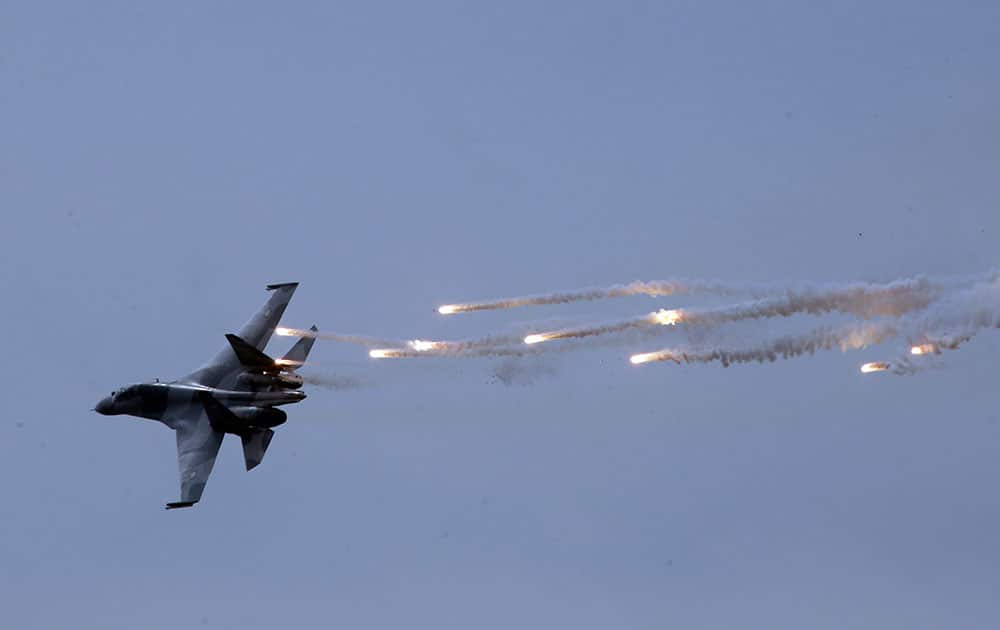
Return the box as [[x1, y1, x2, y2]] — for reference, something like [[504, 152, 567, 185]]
[[167, 411, 225, 509], [185, 283, 299, 388], [236, 282, 300, 351]]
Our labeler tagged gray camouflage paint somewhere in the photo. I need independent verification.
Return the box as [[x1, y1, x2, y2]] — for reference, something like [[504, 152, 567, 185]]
[[93, 283, 313, 509]]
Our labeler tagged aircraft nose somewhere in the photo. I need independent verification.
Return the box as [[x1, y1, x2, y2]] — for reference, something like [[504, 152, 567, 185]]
[[94, 396, 114, 415]]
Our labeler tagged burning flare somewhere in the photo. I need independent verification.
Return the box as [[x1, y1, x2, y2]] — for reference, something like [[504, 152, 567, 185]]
[[524, 332, 561, 345], [651, 309, 682, 326], [369, 349, 405, 359], [860, 361, 890, 374], [437, 305, 460, 315], [409, 339, 444, 352], [630, 351, 665, 365], [523, 308, 684, 347], [910, 343, 936, 356]]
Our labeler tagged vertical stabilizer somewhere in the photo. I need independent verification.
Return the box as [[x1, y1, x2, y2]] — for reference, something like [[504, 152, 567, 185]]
[[280, 325, 318, 369], [241, 428, 275, 471]]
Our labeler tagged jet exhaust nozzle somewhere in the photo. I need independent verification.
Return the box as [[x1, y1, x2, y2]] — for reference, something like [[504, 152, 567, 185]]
[[229, 406, 288, 429], [238, 372, 304, 390]]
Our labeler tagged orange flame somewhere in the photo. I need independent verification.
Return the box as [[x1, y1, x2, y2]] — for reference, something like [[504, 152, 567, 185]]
[[369, 349, 405, 359], [409, 339, 444, 352], [524, 332, 561, 345], [629, 352, 662, 365], [650, 309, 683, 326], [860, 362, 890, 374]]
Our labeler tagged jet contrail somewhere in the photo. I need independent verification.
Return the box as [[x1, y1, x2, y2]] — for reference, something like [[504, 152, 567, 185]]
[[436, 279, 781, 314], [522, 277, 941, 346]]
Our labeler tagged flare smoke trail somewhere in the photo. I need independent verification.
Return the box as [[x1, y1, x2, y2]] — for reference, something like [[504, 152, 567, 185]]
[[367, 277, 964, 360], [438, 271, 998, 315], [523, 277, 941, 346], [865, 282, 1000, 374], [276, 327, 402, 348], [434, 272, 988, 315], [631, 321, 901, 368], [293, 272, 999, 370], [491, 358, 557, 387], [279, 326, 530, 356], [522, 311, 670, 345], [871, 331, 978, 376], [369, 344, 547, 360], [632, 278, 1000, 371], [437, 279, 778, 314]]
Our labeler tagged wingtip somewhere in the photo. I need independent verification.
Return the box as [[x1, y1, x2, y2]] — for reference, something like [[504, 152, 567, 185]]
[[266, 282, 299, 291], [165, 501, 198, 510]]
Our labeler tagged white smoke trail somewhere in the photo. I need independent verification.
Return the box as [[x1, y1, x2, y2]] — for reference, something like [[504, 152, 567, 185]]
[[633, 278, 1000, 370], [436, 279, 778, 314], [290, 273, 999, 367], [695, 277, 940, 321], [868, 332, 975, 376], [875, 281, 1000, 374], [490, 358, 557, 387], [279, 326, 534, 356], [435, 272, 991, 315], [631, 321, 901, 367], [523, 277, 941, 345], [368, 277, 961, 360], [276, 327, 407, 348], [522, 312, 664, 345], [368, 344, 547, 360]]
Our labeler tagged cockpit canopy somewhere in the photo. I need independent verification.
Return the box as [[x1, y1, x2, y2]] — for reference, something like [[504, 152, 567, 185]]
[[110, 379, 161, 399]]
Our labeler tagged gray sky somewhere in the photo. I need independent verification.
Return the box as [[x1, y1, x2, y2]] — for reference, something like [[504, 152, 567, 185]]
[[2, 1, 1000, 628]]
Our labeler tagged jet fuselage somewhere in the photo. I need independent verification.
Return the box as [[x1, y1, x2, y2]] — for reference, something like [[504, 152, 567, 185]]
[[94, 382, 306, 424]]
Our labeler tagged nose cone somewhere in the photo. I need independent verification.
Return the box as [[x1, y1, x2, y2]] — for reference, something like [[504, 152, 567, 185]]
[[94, 396, 114, 415]]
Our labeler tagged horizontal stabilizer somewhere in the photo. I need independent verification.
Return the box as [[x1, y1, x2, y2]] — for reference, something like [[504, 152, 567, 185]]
[[165, 501, 197, 510], [225, 333, 277, 370], [197, 391, 243, 434], [241, 428, 275, 471]]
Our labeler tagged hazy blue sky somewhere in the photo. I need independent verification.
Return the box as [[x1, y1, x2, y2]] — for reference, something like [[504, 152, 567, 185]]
[[2, 1, 999, 628]]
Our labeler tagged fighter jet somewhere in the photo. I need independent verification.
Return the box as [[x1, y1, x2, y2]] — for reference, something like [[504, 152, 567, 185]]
[[94, 283, 315, 509]]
